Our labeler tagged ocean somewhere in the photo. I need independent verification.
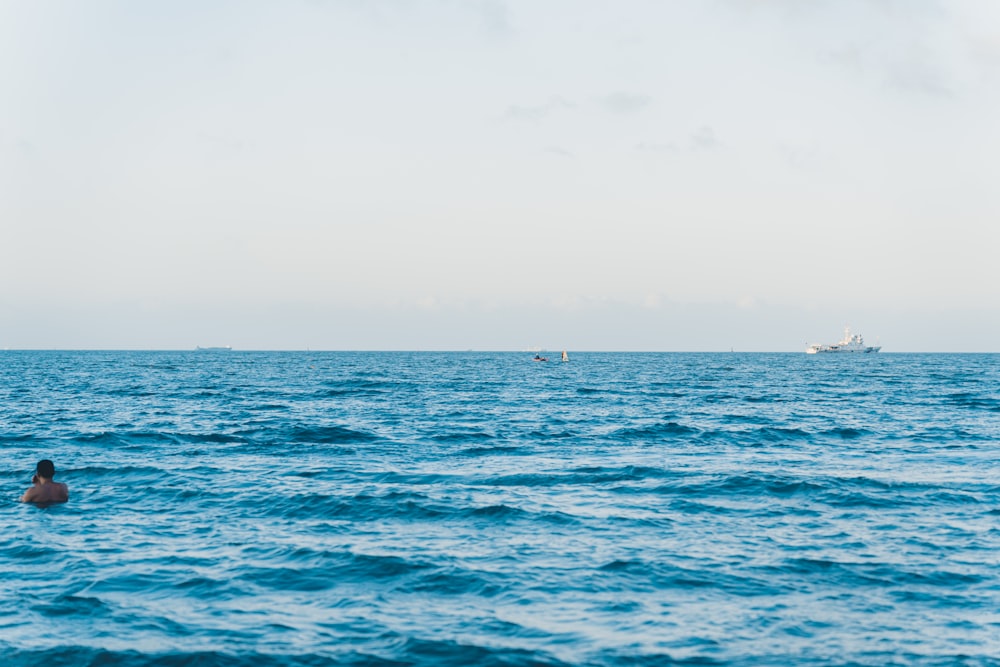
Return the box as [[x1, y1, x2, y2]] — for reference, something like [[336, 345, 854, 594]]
[[1, 351, 998, 666]]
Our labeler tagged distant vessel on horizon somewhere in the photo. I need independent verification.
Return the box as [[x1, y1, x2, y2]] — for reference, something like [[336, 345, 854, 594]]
[[806, 328, 880, 354], [195, 346, 233, 352]]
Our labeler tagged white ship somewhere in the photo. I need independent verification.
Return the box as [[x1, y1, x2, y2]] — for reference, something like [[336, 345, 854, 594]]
[[806, 328, 880, 354]]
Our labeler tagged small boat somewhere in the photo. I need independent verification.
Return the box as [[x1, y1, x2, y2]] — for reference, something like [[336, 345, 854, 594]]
[[806, 328, 880, 354], [533, 354, 548, 362], [561, 350, 569, 362]]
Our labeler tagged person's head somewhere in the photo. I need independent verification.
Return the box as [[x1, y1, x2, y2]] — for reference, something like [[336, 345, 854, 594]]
[[36, 459, 55, 479]]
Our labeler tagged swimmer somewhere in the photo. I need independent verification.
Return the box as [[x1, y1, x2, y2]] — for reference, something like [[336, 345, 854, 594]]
[[21, 459, 69, 504]]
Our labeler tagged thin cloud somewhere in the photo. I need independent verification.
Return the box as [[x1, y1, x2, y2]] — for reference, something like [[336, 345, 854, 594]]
[[823, 41, 956, 98], [197, 132, 245, 156], [778, 143, 827, 171], [635, 126, 719, 154], [3, 137, 37, 159], [505, 91, 651, 121], [635, 141, 680, 153], [473, 0, 514, 39], [504, 96, 575, 120], [544, 146, 575, 159], [884, 52, 955, 97], [968, 30, 1000, 74], [598, 91, 653, 114], [690, 126, 719, 149]]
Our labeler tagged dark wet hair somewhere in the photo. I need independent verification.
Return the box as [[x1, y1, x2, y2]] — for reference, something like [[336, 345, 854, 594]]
[[36, 459, 55, 478]]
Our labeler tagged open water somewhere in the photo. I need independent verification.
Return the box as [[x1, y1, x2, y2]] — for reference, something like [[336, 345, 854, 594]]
[[1, 351, 998, 666]]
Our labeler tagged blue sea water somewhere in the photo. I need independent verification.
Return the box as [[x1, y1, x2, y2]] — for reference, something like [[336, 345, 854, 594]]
[[1, 350, 998, 666]]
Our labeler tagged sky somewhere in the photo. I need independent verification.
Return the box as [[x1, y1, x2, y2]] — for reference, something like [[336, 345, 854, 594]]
[[2, 0, 999, 351]]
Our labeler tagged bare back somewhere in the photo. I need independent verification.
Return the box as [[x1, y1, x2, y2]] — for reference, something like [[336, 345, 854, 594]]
[[21, 480, 69, 504]]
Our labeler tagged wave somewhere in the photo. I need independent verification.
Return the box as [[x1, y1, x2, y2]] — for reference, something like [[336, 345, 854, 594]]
[[430, 429, 497, 444], [72, 464, 173, 481], [1, 648, 427, 667], [32, 593, 113, 618], [71, 431, 248, 447], [236, 550, 433, 589], [763, 557, 988, 596], [905, 425, 990, 443], [945, 392, 1000, 412], [649, 472, 997, 512], [714, 424, 873, 444], [315, 380, 399, 397], [526, 428, 576, 440], [0, 433, 44, 444], [482, 465, 674, 488], [457, 445, 525, 457], [711, 473, 827, 497], [596, 559, 775, 597], [820, 426, 870, 439], [576, 386, 611, 395], [245, 489, 585, 529], [249, 489, 451, 522], [398, 566, 506, 597], [467, 503, 533, 521], [609, 422, 876, 447], [743, 394, 785, 403], [287, 425, 380, 445], [750, 426, 812, 442], [613, 421, 700, 440], [235, 565, 344, 592], [719, 414, 773, 425]]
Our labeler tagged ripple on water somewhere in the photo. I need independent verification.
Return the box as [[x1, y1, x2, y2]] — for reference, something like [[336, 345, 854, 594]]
[[1, 351, 998, 666]]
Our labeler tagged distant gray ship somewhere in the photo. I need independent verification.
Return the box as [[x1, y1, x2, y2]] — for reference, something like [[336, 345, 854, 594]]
[[195, 346, 233, 351]]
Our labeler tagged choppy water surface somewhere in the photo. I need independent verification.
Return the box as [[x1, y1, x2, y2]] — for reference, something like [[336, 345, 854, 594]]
[[1, 351, 998, 666]]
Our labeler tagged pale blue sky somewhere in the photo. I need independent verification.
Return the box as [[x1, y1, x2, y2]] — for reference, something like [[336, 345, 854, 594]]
[[2, 0, 998, 350]]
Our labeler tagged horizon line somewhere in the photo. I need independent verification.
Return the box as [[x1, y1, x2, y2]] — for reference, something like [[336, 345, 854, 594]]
[[2, 348, 996, 354]]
